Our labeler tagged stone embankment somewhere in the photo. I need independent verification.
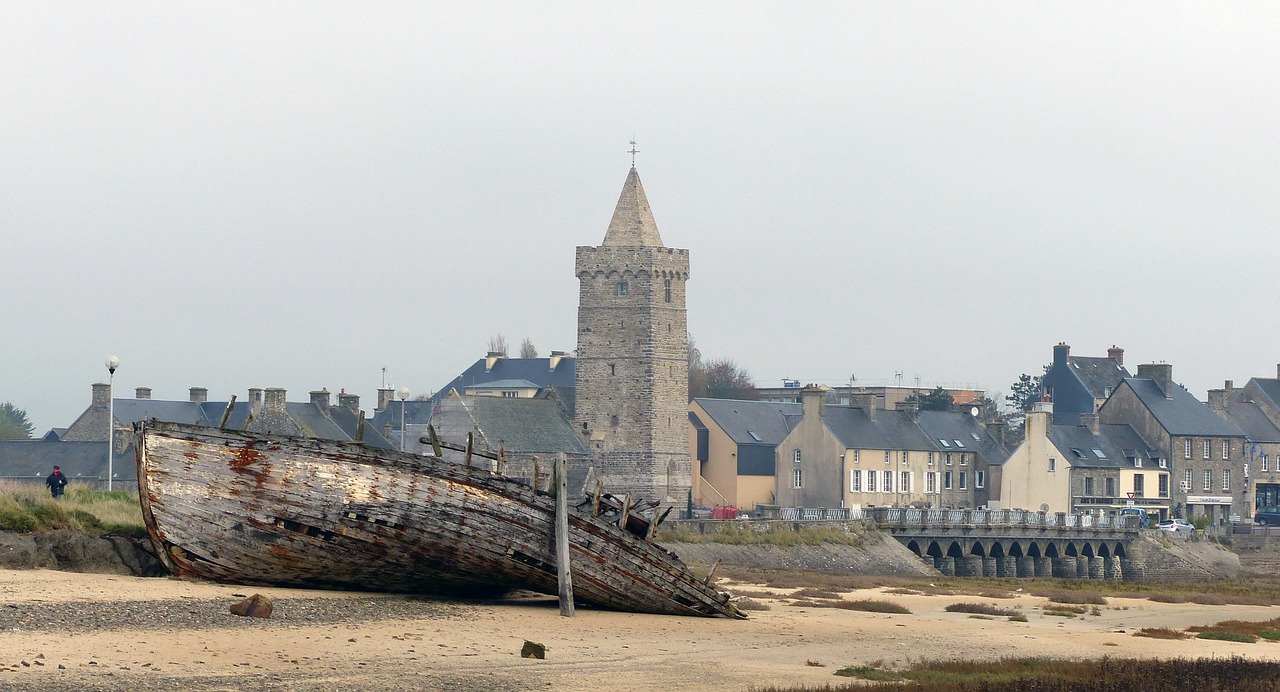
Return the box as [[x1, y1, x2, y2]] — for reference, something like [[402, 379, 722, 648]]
[[0, 530, 164, 576]]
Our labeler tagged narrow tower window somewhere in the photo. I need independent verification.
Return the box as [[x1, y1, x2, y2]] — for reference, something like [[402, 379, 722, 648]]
[[617, 281, 628, 296], [664, 278, 672, 303]]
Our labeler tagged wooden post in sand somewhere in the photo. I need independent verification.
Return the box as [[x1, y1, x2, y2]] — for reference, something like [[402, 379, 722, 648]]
[[554, 452, 575, 617]]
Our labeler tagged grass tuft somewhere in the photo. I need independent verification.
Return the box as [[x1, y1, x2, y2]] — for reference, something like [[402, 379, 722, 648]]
[[0, 481, 143, 535], [945, 602, 1020, 617], [1134, 627, 1190, 640]]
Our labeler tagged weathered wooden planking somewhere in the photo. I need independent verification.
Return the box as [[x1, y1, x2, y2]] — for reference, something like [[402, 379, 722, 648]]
[[136, 421, 742, 618]]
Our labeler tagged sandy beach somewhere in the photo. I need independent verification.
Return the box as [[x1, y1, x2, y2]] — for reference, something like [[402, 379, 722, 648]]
[[1, 569, 1278, 691]]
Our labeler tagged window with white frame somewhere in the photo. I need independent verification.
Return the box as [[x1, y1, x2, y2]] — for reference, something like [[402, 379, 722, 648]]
[[884, 451, 890, 464], [928, 452, 934, 466], [1203, 470, 1212, 491], [1184, 439, 1192, 459], [959, 472, 967, 490], [1184, 469, 1192, 489], [1222, 469, 1231, 491], [944, 471, 953, 490], [853, 450, 860, 464], [1264, 454, 1270, 473], [945, 453, 953, 466], [793, 449, 802, 463], [960, 453, 968, 466], [1159, 474, 1169, 497], [901, 451, 909, 466], [926, 472, 936, 493], [793, 468, 803, 488], [1222, 440, 1229, 460], [882, 470, 893, 493], [1203, 440, 1210, 459], [1133, 473, 1144, 497], [900, 471, 911, 493], [976, 470, 985, 489], [867, 471, 876, 492], [850, 469, 861, 492]]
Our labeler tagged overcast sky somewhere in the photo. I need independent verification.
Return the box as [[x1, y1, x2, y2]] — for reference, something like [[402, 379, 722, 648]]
[[3, 3, 1278, 434]]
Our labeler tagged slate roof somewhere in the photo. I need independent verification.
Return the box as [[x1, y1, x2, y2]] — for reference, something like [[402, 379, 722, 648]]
[[1221, 398, 1280, 443], [690, 398, 800, 445], [434, 357, 576, 404], [916, 411, 1011, 465], [1047, 423, 1161, 470], [369, 400, 434, 436], [432, 394, 586, 456], [1123, 378, 1244, 437], [822, 408, 937, 452], [1251, 379, 1280, 410], [0, 440, 136, 483], [464, 379, 541, 390], [1067, 356, 1130, 399]]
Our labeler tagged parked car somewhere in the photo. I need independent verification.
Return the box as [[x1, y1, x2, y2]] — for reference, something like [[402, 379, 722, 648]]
[[1254, 507, 1280, 526], [1158, 518, 1194, 533]]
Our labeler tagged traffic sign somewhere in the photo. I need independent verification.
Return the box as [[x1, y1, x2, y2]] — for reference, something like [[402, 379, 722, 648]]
[[1127, 492, 1135, 500]]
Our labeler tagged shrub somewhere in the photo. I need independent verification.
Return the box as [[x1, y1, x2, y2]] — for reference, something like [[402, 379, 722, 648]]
[[1035, 589, 1107, 605], [1008, 614, 1028, 622], [734, 598, 771, 611], [792, 588, 841, 600], [1259, 630, 1280, 641], [1044, 609, 1078, 618], [833, 665, 900, 681]]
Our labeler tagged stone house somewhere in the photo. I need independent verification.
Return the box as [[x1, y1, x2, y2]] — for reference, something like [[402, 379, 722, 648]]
[[1209, 369, 1280, 512], [774, 386, 1008, 511], [1098, 363, 1247, 525], [1001, 402, 1169, 519]]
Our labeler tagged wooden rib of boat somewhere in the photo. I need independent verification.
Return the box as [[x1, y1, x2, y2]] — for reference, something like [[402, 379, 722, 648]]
[[135, 420, 743, 619]]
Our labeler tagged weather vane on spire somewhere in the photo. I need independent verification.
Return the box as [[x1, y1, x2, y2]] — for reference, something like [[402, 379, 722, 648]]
[[628, 139, 639, 167]]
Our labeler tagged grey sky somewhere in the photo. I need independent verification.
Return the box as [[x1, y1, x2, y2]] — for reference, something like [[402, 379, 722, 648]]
[[3, 3, 1277, 434]]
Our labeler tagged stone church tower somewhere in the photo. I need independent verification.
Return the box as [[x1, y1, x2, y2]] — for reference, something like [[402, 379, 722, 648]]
[[575, 166, 690, 502]]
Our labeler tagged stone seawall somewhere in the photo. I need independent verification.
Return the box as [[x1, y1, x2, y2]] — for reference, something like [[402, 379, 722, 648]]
[[0, 530, 165, 576]]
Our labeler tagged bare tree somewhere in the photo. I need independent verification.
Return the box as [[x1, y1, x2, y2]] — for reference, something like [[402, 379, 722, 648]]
[[487, 334, 509, 356], [519, 337, 538, 359], [687, 336, 757, 401]]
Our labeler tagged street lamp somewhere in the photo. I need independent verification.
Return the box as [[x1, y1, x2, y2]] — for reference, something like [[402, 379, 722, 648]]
[[105, 355, 120, 491], [397, 386, 410, 452]]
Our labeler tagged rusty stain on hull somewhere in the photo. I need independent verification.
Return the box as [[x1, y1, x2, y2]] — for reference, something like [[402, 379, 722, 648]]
[[134, 420, 743, 619]]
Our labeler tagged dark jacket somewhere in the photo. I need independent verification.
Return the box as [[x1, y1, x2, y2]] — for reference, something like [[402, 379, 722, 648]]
[[46, 471, 68, 493]]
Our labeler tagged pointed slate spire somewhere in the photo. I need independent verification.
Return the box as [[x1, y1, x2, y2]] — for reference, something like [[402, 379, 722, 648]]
[[602, 167, 664, 247]]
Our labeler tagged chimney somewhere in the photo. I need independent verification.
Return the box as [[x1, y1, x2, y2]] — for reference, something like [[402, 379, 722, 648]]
[[1053, 342, 1070, 367], [91, 382, 111, 407], [1027, 400, 1052, 440], [338, 391, 360, 412], [264, 388, 287, 414], [377, 387, 394, 411], [851, 392, 877, 422], [485, 351, 506, 373], [310, 388, 330, 409], [1207, 380, 1234, 413], [1079, 412, 1100, 435], [248, 388, 264, 417], [801, 384, 828, 419], [135, 387, 151, 400], [1137, 363, 1174, 398], [1108, 345, 1124, 366], [894, 399, 919, 421], [189, 387, 208, 404], [549, 350, 567, 372]]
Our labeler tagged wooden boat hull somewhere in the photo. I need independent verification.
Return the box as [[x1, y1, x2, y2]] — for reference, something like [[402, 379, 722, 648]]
[[136, 421, 742, 618]]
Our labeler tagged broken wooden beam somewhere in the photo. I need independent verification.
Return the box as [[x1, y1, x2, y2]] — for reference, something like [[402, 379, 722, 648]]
[[554, 452, 574, 617]]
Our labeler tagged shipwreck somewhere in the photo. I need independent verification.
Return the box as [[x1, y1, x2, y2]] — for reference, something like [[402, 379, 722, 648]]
[[135, 419, 743, 618]]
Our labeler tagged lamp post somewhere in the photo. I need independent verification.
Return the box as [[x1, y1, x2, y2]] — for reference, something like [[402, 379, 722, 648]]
[[105, 355, 120, 491], [397, 386, 410, 452]]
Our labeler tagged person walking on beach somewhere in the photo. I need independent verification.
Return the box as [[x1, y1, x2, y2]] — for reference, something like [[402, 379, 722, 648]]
[[46, 465, 68, 500]]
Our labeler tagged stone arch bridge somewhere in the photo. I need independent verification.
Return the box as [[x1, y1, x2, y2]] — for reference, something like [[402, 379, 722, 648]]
[[876, 507, 1140, 579]]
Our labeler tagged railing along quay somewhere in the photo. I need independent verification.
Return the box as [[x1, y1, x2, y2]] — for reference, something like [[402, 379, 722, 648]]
[[764, 506, 1138, 531]]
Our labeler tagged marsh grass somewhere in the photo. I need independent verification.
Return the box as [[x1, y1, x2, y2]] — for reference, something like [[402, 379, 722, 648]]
[[791, 588, 841, 600], [1032, 589, 1107, 606], [1188, 617, 1280, 641], [756, 656, 1280, 691], [658, 523, 864, 547], [1196, 631, 1257, 643], [1043, 609, 1079, 618], [945, 602, 1020, 617], [1134, 627, 1190, 640], [0, 481, 144, 536]]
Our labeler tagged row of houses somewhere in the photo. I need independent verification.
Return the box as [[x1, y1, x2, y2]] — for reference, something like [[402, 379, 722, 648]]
[[691, 343, 1280, 526], [6, 343, 1280, 528]]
